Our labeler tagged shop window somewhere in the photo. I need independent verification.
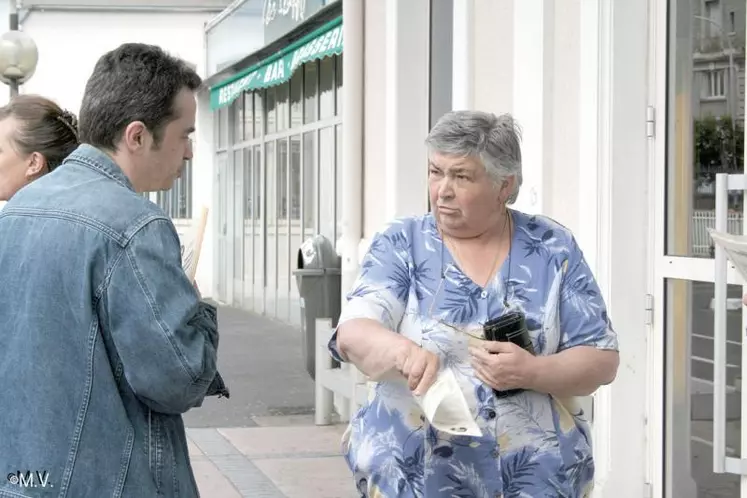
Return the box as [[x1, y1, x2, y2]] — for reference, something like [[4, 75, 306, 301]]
[[303, 131, 317, 230], [304, 62, 318, 124], [265, 141, 275, 221], [243, 92, 254, 141], [152, 160, 192, 219], [266, 87, 277, 134], [217, 108, 228, 150], [335, 125, 342, 240], [336, 55, 342, 116], [290, 134, 301, 220], [290, 70, 303, 129], [232, 97, 243, 143], [243, 148, 254, 219], [254, 92, 263, 137], [277, 82, 290, 132], [319, 126, 335, 241], [277, 138, 289, 219], [320, 56, 335, 120], [253, 146, 262, 220]]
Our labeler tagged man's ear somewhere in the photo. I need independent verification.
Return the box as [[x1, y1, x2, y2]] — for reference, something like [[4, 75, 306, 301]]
[[122, 121, 149, 153], [25, 152, 47, 179]]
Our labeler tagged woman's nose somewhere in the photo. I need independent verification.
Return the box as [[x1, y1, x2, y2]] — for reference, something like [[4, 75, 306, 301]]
[[439, 179, 454, 199]]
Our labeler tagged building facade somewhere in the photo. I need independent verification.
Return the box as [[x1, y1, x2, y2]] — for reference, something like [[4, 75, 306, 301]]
[[202, 0, 342, 326], [197, 0, 747, 496]]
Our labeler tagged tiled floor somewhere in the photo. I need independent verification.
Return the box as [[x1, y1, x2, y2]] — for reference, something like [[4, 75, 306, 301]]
[[188, 417, 357, 498]]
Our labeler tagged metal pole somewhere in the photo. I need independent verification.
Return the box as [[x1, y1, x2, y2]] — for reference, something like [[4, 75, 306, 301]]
[[8, 0, 17, 98]]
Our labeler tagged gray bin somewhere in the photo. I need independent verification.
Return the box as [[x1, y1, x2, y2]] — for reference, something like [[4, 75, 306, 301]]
[[293, 235, 342, 379]]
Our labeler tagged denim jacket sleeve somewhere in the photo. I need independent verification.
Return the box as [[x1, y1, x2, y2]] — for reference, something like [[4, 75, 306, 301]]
[[104, 217, 219, 414]]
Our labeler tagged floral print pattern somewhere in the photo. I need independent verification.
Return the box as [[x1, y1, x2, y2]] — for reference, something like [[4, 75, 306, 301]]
[[329, 210, 619, 497]]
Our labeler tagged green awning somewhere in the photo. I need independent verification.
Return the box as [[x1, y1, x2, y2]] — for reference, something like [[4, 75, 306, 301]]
[[210, 16, 342, 111]]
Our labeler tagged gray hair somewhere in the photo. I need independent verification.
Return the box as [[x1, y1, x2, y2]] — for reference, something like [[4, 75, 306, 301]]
[[425, 110, 523, 204]]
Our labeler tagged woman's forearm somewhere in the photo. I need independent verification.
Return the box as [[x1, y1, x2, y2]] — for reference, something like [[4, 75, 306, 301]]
[[336, 318, 411, 379], [528, 347, 619, 397]]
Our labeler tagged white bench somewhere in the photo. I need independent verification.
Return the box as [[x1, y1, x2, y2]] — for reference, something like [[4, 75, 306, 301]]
[[314, 318, 369, 425]]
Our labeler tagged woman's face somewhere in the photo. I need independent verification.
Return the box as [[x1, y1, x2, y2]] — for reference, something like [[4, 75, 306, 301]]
[[0, 117, 45, 201], [428, 152, 513, 237]]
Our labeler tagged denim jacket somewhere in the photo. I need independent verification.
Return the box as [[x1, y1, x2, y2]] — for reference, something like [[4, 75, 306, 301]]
[[0, 145, 226, 498]]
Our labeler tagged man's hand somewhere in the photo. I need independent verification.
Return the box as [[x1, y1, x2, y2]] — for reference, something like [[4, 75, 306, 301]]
[[395, 341, 440, 396]]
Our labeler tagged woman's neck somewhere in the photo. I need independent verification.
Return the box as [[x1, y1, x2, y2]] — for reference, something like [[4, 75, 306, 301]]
[[442, 210, 512, 249]]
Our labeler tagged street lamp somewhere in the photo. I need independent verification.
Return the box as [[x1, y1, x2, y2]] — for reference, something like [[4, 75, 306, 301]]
[[0, 3, 37, 98]]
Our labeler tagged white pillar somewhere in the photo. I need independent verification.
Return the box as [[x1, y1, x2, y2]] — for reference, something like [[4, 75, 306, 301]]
[[591, 0, 650, 495], [452, 0, 474, 110], [340, 0, 364, 299], [577, 0, 600, 275], [511, 0, 553, 215], [194, 92, 215, 298], [384, 0, 430, 220]]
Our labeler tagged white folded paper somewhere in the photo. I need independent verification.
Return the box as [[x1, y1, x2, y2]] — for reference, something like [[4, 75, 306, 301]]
[[374, 367, 482, 437], [708, 228, 747, 280]]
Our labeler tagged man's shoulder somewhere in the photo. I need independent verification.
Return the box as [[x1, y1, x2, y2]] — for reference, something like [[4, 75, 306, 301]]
[[8, 164, 171, 247]]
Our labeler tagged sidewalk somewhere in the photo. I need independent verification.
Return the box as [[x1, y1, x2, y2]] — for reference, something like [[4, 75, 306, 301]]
[[182, 305, 356, 497], [188, 416, 355, 498]]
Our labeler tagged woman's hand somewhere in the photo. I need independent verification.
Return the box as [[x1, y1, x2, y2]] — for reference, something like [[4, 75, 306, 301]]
[[395, 341, 440, 396], [469, 341, 536, 392]]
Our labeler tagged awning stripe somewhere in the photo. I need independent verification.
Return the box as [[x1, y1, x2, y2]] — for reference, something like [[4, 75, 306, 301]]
[[210, 16, 342, 111]]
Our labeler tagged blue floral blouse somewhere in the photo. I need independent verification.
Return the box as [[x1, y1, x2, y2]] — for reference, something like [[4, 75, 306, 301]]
[[329, 210, 619, 498]]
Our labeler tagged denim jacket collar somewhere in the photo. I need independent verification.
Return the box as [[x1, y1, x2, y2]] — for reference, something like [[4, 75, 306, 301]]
[[66, 144, 135, 192]]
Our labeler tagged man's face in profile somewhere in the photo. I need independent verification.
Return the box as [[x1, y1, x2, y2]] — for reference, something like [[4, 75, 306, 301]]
[[145, 88, 196, 191]]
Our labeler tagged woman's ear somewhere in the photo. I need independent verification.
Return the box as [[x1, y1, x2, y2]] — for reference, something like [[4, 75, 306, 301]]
[[25, 152, 47, 179], [501, 177, 516, 203]]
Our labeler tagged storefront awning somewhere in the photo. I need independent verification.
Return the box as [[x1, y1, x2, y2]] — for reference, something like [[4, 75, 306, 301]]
[[210, 16, 342, 111]]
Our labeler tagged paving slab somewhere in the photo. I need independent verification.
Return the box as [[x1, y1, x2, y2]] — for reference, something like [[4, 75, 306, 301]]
[[183, 306, 315, 429]]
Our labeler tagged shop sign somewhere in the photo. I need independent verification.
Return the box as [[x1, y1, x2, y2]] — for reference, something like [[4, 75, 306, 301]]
[[263, 0, 327, 44], [211, 17, 342, 110]]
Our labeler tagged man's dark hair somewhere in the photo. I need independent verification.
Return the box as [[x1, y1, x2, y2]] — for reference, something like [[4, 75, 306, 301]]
[[78, 43, 202, 150]]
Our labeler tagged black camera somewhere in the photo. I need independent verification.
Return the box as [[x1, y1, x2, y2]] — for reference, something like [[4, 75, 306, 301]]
[[482, 311, 535, 398]]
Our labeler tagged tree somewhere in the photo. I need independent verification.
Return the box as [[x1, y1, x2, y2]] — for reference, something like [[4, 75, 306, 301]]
[[694, 115, 744, 177]]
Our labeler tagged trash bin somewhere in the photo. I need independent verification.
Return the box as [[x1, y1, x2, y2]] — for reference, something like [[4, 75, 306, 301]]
[[293, 235, 342, 380]]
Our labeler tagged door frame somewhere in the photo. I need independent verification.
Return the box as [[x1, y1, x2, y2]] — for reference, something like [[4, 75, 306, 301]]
[[648, 0, 747, 495]]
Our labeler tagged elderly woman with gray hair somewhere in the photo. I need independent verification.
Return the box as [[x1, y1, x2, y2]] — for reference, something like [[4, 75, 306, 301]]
[[330, 110, 619, 497]]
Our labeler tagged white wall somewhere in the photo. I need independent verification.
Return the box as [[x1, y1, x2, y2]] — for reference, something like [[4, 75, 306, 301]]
[[360, 0, 650, 494], [464, 0, 650, 495], [19, 10, 216, 296]]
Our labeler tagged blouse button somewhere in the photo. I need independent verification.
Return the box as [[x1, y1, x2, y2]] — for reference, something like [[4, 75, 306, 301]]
[[480, 290, 487, 299]]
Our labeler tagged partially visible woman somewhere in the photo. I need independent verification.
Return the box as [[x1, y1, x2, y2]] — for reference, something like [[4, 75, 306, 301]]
[[0, 94, 79, 201], [332, 110, 619, 497]]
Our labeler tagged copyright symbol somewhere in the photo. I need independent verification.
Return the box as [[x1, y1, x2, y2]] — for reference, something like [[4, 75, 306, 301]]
[[6, 473, 18, 485]]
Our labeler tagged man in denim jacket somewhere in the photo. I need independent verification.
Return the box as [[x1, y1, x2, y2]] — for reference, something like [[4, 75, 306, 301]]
[[0, 43, 227, 497]]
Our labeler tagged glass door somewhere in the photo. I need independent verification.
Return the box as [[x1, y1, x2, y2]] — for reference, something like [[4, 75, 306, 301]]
[[233, 149, 244, 306], [216, 153, 230, 302], [656, 0, 747, 496]]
